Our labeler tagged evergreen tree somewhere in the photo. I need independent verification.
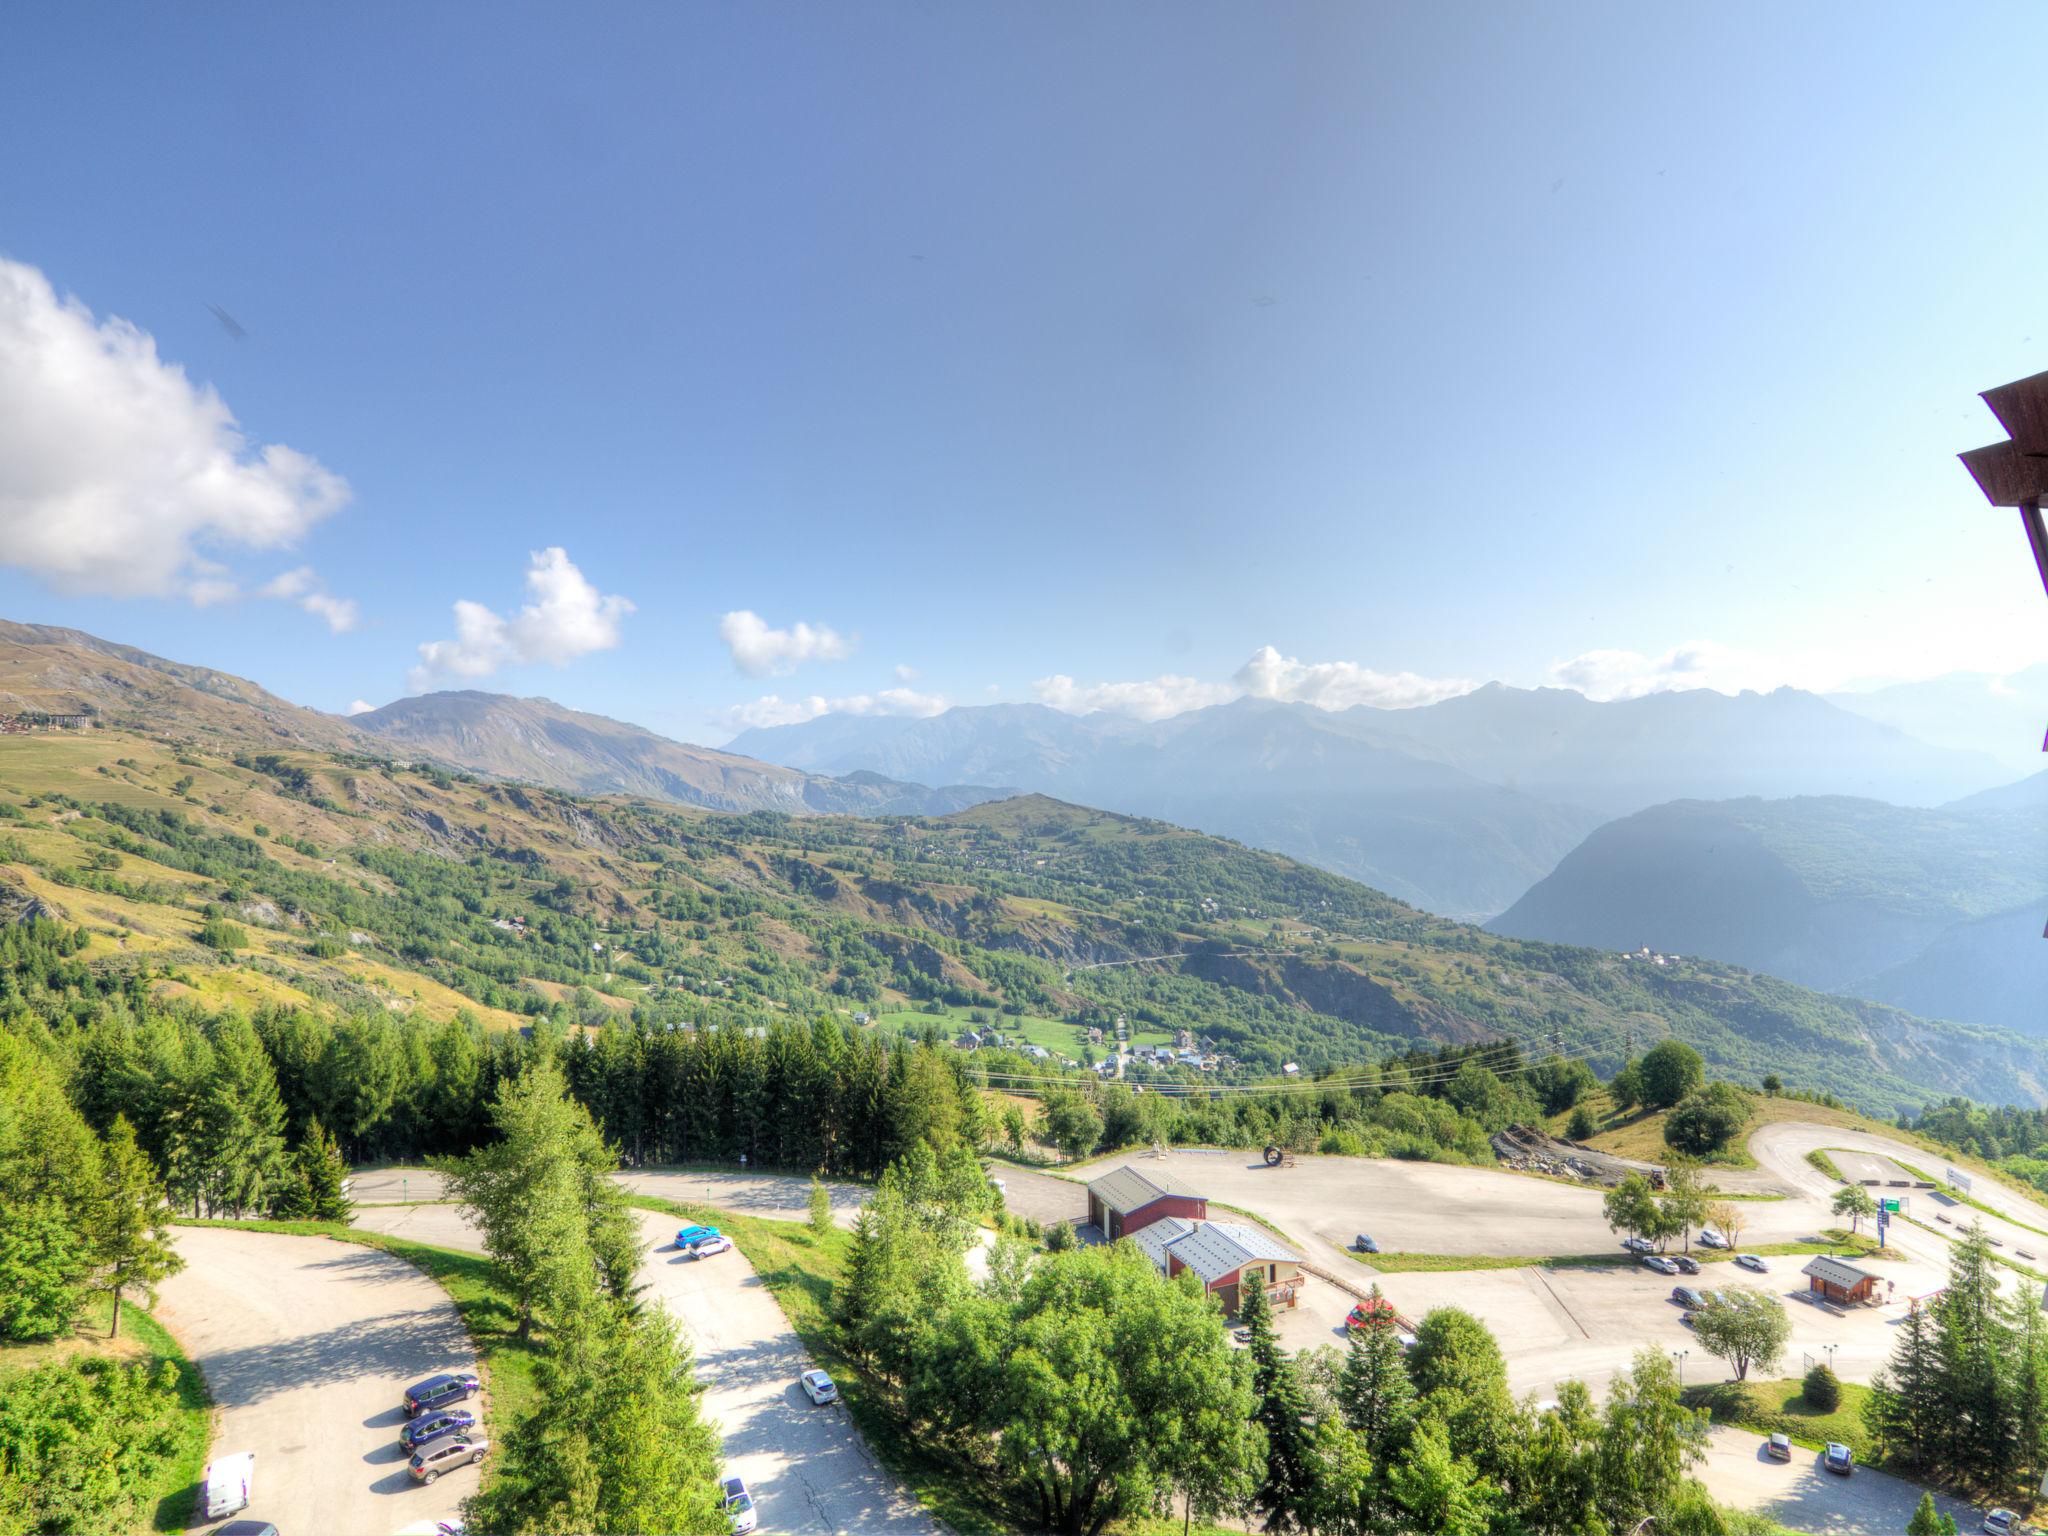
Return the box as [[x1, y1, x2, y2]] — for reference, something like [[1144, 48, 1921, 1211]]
[[274, 1116, 352, 1222], [194, 1017, 288, 1217], [1241, 1275, 1316, 1532], [0, 1199, 89, 1340], [1337, 1285, 1414, 1523], [92, 1115, 182, 1338], [1866, 1301, 1943, 1472]]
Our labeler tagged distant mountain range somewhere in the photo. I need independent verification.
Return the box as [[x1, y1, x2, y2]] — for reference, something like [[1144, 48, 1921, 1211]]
[[730, 685, 2015, 919], [1830, 664, 2048, 777], [1489, 785, 2048, 1033], [350, 691, 1009, 817]]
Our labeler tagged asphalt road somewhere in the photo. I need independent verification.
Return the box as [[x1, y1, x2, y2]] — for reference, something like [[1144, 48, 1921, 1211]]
[[1701, 1427, 1983, 1535], [347, 1201, 941, 1534], [156, 1225, 478, 1536]]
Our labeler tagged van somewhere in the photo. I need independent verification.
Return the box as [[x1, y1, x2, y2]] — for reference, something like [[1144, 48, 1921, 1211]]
[[196, 1450, 255, 1521]]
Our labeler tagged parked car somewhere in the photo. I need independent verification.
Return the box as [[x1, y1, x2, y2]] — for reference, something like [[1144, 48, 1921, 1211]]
[[1347, 1298, 1399, 1331], [722, 1474, 758, 1534], [800, 1369, 838, 1405], [1735, 1254, 1769, 1273], [196, 1452, 255, 1522], [217, 1524, 280, 1536], [676, 1224, 722, 1250], [1766, 1433, 1791, 1461], [1823, 1442, 1854, 1476], [1984, 1509, 2022, 1535], [400, 1407, 477, 1451], [1698, 1229, 1729, 1249], [1621, 1236, 1655, 1255], [1353, 1233, 1379, 1254], [1642, 1255, 1679, 1275], [1671, 1286, 1707, 1310], [403, 1372, 482, 1418], [1670, 1254, 1701, 1274], [685, 1234, 734, 1259], [409, 1435, 489, 1484]]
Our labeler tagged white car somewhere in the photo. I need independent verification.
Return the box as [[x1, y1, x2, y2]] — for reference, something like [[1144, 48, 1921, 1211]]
[[721, 1475, 758, 1534], [1984, 1510, 2023, 1536], [686, 1234, 734, 1260], [1697, 1229, 1729, 1249], [801, 1368, 839, 1405], [1734, 1254, 1769, 1273]]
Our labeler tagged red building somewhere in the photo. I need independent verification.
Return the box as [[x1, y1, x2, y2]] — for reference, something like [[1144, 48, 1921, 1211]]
[[1130, 1216, 1304, 1315], [1085, 1165, 1207, 1240]]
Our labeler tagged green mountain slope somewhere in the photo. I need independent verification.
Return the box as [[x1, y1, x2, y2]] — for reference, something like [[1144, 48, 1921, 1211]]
[[4, 713, 2047, 1114], [1489, 795, 2048, 1030]]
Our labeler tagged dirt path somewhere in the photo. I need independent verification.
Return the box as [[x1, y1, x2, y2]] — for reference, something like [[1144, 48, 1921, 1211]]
[[155, 1225, 477, 1536]]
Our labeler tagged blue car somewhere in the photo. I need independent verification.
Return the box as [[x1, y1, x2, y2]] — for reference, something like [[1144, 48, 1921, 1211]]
[[401, 1407, 477, 1451], [675, 1224, 722, 1250], [403, 1371, 482, 1418]]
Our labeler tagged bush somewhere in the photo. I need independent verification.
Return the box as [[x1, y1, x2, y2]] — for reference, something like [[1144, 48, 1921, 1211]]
[[1044, 1220, 1074, 1251], [1567, 1106, 1597, 1142], [1319, 1127, 1368, 1156], [1803, 1361, 1841, 1411], [197, 919, 246, 952]]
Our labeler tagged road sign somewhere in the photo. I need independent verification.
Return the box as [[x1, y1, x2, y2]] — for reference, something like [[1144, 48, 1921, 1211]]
[[1882, 1198, 1902, 1213], [1948, 1167, 1974, 1194]]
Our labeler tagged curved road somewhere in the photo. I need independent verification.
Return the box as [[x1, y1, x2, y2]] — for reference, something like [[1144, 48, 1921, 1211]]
[[349, 1197, 942, 1535], [156, 1225, 478, 1536]]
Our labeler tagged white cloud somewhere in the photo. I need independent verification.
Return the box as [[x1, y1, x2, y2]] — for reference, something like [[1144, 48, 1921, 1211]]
[[1031, 646, 1474, 720], [719, 610, 852, 676], [1543, 642, 1769, 701], [344, 699, 376, 716], [257, 564, 358, 633], [1032, 672, 1240, 721], [0, 257, 349, 601], [410, 547, 633, 690], [722, 686, 948, 732], [1233, 646, 1475, 710], [893, 663, 920, 683]]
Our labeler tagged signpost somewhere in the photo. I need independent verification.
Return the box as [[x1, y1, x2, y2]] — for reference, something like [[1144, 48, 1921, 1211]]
[[1947, 1167, 1974, 1195]]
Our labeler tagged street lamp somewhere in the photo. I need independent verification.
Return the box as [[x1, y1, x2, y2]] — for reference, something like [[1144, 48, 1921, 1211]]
[[1671, 1348, 1689, 1387], [1959, 369, 2048, 601]]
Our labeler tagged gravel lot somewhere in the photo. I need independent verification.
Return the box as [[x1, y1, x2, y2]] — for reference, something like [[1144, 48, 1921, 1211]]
[[156, 1225, 478, 1536], [984, 1161, 1089, 1228], [349, 1202, 941, 1533]]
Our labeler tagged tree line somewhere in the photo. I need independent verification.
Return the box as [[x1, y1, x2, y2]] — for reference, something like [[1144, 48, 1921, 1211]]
[[1865, 1222, 2048, 1503]]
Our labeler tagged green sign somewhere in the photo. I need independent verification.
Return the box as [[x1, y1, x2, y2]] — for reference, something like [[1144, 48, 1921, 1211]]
[[1881, 1199, 1902, 1212]]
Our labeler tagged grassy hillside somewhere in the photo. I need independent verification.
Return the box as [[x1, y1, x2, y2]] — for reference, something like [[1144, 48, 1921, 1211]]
[[4, 718, 2048, 1114]]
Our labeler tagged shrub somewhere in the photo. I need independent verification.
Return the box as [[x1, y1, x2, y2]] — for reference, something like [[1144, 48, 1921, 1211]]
[[1567, 1106, 1597, 1142], [1803, 1361, 1841, 1411], [1665, 1081, 1752, 1156], [1044, 1220, 1075, 1252], [197, 919, 246, 952]]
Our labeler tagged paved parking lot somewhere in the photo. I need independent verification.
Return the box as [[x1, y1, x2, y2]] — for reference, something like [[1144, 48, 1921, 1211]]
[[157, 1226, 477, 1536], [1065, 1148, 1823, 1269], [1702, 1427, 1981, 1535], [349, 1201, 940, 1533]]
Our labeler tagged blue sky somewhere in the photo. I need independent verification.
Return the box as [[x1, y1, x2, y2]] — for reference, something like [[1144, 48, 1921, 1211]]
[[3, 3, 2045, 745]]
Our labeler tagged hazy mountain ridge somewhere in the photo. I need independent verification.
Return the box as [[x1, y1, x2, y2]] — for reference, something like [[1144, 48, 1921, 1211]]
[[1489, 793, 2048, 1032], [730, 686, 2013, 919], [350, 691, 1013, 818]]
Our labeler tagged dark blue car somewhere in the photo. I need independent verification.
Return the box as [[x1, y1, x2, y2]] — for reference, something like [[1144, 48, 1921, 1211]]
[[403, 1371, 482, 1418], [400, 1407, 477, 1450]]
